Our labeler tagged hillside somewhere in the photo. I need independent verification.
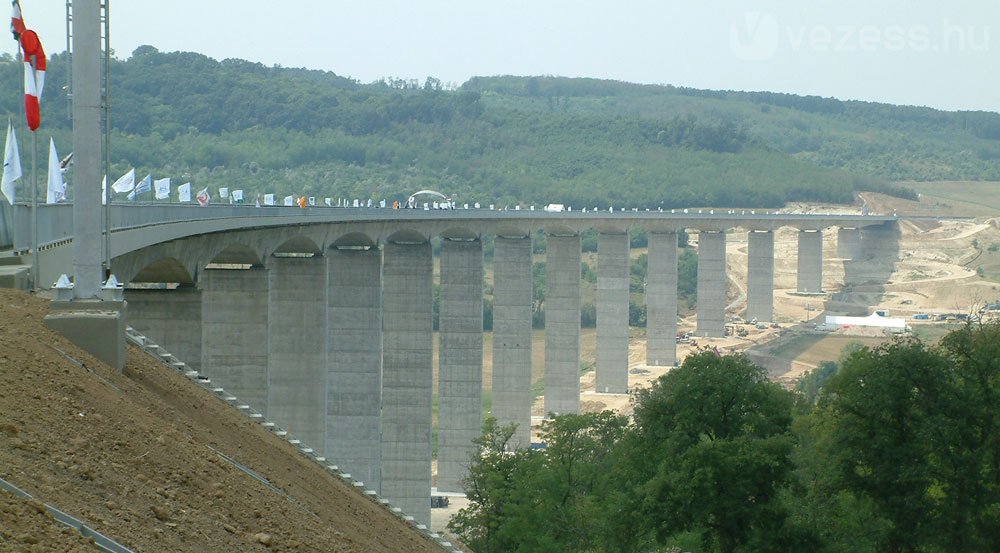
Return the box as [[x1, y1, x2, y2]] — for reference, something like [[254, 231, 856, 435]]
[[9, 47, 1000, 207], [0, 289, 446, 553]]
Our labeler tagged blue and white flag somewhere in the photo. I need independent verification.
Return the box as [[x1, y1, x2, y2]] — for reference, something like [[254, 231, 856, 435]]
[[127, 173, 152, 201], [154, 177, 170, 200]]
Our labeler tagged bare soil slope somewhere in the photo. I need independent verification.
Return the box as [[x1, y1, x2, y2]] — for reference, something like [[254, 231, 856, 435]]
[[0, 289, 443, 553]]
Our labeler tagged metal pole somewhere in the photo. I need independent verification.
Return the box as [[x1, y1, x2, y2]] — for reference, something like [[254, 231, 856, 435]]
[[31, 130, 38, 290], [102, 0, 111, 276]]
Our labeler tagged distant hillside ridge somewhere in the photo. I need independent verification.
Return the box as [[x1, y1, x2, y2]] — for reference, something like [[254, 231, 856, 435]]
[[8, 47, 996, 208]]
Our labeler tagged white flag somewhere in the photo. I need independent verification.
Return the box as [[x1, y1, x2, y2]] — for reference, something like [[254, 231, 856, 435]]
[[324, 197, 332, 207], [264, 193, 275, 206], [283, 195, 294, 206], [218, 187, 229, 201], [154, 177, 170, 200], [127, 174, 152, 201], [101, 175, 106, 205], [231, 189, 243, 203], [308, 196, 316, 206], [178, 182, 192, 202], [2, 122, 21, 205], [111, 168, 136, 193], [46, 138, 66, 204]]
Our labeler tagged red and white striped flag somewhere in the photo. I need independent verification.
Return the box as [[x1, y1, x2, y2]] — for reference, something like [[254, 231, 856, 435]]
[[11, 1, 45, 131]]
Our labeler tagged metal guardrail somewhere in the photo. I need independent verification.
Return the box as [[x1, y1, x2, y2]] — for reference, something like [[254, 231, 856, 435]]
[[1, 201, 898, 254], [0, 475, 137, 553], [124, 326, 463, 553]]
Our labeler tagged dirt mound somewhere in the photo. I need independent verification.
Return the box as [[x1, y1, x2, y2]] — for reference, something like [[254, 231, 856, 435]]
[[0, 289, 445, 553]]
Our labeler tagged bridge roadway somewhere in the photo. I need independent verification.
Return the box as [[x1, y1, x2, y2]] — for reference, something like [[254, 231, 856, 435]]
[[0, 202, 897, 525]]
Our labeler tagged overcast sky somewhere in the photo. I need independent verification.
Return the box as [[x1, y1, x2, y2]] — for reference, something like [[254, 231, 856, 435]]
[[16, 1, 1000, 112]]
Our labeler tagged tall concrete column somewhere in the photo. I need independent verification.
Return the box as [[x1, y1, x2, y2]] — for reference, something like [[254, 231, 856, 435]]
[[126, 286, 202, 370], [268, 255, 327, 453], [646, 232, 678, 366], [201, 268, 269, 412], [745, 231, 775, 322], [837, 227, 862, 260], [327, 247, 382, 490], [381, 241, 433, 525], [437, 239, 484, 493], [544, 234, 581, 414], [797, 230, 824, 293], [491, 236, 533, 448], [596, 232, 629, 393], [70, 0, 102, 298], [696, 231, 726, 337]]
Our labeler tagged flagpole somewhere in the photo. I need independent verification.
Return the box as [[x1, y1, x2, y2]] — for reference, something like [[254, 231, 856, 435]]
[[30, 129, 38, 291]]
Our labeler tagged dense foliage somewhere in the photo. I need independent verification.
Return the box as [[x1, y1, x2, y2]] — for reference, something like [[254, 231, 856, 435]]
[[9, 47, 997, 208], [450, 323, 1000, 553]]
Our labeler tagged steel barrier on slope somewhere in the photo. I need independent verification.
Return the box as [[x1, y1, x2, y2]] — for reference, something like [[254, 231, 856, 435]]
[[0, 476, 137, 553], [124, 326, 464, 553]]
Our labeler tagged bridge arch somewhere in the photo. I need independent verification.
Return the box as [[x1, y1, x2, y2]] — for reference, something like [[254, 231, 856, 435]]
[[439, 226, 479, 241], [330, 231, 377, 249], [271, 235, 322, 256], [387, 228, 430, 244], [129, 256, 195, 285], [204, 243, 264, 267]]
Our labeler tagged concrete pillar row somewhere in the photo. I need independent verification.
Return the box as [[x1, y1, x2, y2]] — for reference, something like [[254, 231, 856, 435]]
[[437, 239, 484, 493], [544, 234, 581, 414], [596, 232, 629, 393], [491, 236, 534, 448], [696, 231, 727, 337], [267, 254, 328, 453], [745, 230, 775, 322], [646, 232, 678, 367], [380, 241, 433, 526], [126, 286, 203, 371], [200, 267, 269, 413], [797, 230, 824, 293], [327, 247, 382, 491]]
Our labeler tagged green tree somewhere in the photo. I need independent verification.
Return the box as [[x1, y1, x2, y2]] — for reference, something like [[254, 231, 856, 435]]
[[821, 327, 1000, 553], [628, 350, 797, 553]]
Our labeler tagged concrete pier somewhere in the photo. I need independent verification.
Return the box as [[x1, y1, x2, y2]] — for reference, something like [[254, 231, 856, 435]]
[[837, 227, 862, 260], [797, 230, 823, 293], [646, 232, 678, 366], [126, 286, 202, 370], [380, 241, 433, 525], [327, 247, 382, 491], [200, 268, 269, 412], [746, 230, 775, 322], [267, 255, 327, 453], [491, 236, 533, 448], [544, 234, 581, 414], [437, 239, 484, 492], [696, 231, 726, 337], [596, 232, 629, 393]]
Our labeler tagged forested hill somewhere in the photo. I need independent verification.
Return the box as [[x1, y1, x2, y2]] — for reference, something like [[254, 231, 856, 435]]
[[2, 46, 997, 207]]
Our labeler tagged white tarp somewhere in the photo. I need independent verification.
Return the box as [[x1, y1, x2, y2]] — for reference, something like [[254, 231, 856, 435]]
[[178, 182, 192, 202], [825, 312, 906, 330]]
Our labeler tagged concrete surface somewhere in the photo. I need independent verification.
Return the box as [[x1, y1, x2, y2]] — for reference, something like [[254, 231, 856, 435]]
[[380, 241, 433, 525], [696, 231, 726, 337], [596, 233, 629, 393], [646, 232, 678, 366], [437, 239, 484, 492], [491, 236, 533, 448], [746, 230, 775, 322], [544, 234, 582, 414]]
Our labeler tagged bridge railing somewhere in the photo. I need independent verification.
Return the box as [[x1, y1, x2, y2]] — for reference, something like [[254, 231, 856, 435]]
[[1, 203, 317, 253]]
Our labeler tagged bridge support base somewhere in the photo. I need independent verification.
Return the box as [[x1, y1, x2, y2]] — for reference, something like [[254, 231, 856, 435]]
[[44, 300, 127, 372]]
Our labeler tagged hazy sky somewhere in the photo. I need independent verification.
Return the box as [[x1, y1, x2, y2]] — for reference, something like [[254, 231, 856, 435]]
[[17, 1, 1000, 112]]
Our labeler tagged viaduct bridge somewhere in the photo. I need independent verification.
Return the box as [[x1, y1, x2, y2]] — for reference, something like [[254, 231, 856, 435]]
[[0, 203, 897, 525]]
